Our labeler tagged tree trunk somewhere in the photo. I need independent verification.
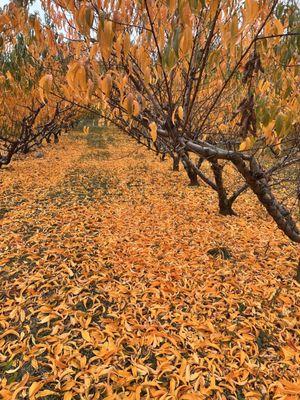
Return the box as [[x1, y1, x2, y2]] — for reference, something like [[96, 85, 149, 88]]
[[182, 157, 199, 186], [22, 144, 29, 154], [54, 131, 60, 144], [211, 161, 236, 216], [172, 154, 180, 171], [188, 168, 199, 186]]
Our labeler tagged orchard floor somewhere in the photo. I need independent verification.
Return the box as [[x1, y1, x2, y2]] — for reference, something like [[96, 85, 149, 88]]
[[0, 129, 299, 400]]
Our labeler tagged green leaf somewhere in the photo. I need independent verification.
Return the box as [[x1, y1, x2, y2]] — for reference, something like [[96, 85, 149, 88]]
[[173, 27, 181, 57], [275, 113, 284, 135], [167, 48, 177, 70], [261, 108, 271, 126]]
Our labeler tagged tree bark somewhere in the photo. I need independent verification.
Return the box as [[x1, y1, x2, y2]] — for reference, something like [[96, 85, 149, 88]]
[[211, 161, 236, 216], [187, 168, 199, 186], [172, 154, 180, 171], [182, 157, 199, 186]]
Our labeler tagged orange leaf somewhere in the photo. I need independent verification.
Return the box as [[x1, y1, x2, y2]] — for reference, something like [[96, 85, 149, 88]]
[[29, 382, 45, 399]]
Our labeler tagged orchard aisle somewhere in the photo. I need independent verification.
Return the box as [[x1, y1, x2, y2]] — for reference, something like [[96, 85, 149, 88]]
[[0, 129, 299, 399]]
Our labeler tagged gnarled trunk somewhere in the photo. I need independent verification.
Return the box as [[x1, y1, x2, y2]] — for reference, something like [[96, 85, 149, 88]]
[[172, 154, 180, 171], [211, 161, 236, 216], [187, 168, 199, 186], [182, 157, 199, 186]]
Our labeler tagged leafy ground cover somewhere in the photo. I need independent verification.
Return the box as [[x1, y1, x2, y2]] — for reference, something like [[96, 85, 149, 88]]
[[0, 129, 299, 400]]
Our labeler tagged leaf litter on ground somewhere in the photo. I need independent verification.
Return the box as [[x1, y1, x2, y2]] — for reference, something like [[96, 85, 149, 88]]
[[0, 129, 299, 400]]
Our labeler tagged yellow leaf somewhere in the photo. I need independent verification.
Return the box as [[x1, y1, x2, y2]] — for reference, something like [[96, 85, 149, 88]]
[[63, 392, 73, 400], [262, 121, 275, 140], [239, 136, 253, 151], [239, 141, 247, 151], [39, 74, 53, 102], [149, 122, 157, 142], [61, 381, 76, 391], [6, 70, 14, 82], [82, 330, 91, 342], [168, 0, 177, 14], [179, 358, 187, 376], [244, 0, 259, 24], [133, 100, 140, 117], [172, 109, 177, 125], [240, 350, 247, 364], [66, 61, 81, 91], [177, 106, 184, 120], [281, 345, 297, 361], [124, 93, 134, 115], [99, 20, 114, 61], [274, 18, 284, 35], [180, 26, 193, 55], [122, 33, 131, 56], [170, 378, 176, 396], [29, 382, 44, 399], [75, 64, 87, 92], [83, 126, 90, 135], [144, 66, 151, 85], [36, 391, 58, 398], [276, 379, 300, 395], [101, 74, 112, 97], [219, 123, 227, 132]]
